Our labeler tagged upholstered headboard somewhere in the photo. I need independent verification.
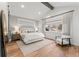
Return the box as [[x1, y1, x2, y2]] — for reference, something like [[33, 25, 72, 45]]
[[19, 25, 35, 33]]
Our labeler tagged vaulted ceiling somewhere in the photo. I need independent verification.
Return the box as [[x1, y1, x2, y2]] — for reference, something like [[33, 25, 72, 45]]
[[8, 2, 79, 21], [49, 2, 79, 7], [8, 2, 51, 20]]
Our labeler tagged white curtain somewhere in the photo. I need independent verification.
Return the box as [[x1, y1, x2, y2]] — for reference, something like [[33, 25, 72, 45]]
[[62, 12, 73, 35]]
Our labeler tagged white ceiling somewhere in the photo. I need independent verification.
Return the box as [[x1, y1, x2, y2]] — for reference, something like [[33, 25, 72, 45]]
[[49, 2, 79, 7], [8, 2, 50, 20], [8, 2, 79, 21]]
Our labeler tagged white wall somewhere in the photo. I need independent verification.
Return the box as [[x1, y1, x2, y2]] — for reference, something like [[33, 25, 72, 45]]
[[70, 8, 79, 45], [9, 15, 17, 27], [9, 15, 42, 33], [44, 6, 79, 46]]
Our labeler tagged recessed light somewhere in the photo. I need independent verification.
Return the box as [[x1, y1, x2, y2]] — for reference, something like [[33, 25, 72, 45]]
[[21, 5, 24, 8], [38, 12, 41, 15]]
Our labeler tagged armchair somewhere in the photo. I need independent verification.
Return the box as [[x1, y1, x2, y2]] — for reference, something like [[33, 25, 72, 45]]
[[55, 34, 71, 46]]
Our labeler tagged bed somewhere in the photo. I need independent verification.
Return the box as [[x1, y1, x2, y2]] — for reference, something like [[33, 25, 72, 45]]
[[20, 32, 45, 44], [19, 26, 45, 44]]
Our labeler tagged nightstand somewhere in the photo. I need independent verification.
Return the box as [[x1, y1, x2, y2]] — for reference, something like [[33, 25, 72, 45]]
[[4, 35, 8, 43], [11, 33, 21, 41]]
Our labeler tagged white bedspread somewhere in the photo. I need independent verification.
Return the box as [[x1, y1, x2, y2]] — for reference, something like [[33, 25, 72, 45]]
[[21, 32, 45, 44]]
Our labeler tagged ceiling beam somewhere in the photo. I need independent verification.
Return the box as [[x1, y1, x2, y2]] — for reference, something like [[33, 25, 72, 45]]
[[41, 2, 54, 10]]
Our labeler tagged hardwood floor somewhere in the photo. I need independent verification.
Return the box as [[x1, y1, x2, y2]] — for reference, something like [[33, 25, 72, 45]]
[[5, 40, 79, 57], [5, 41, 23, 57]]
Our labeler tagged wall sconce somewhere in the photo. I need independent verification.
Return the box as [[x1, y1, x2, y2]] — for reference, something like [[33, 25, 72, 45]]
[[35, 27, 38, 32]]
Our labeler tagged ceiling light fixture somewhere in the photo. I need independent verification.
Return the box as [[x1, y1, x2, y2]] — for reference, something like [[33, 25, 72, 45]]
[[21, 4, 24, 8], [38, 12, 41, 15]]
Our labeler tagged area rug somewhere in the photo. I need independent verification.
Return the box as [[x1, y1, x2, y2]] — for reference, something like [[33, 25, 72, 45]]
[[16, 39, 53, 56]]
